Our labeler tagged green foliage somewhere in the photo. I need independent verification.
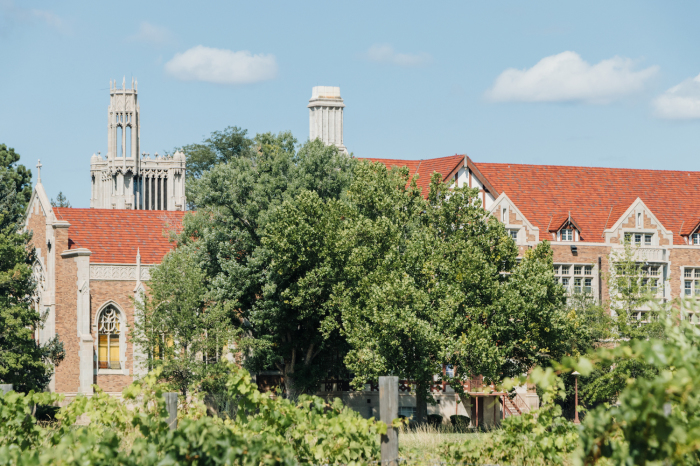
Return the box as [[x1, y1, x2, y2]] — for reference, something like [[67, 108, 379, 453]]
[[0, 144, 32, 213], [132, 246, 238, 396], [180, 133, 355, 395], [1, 158, 63, 392], [181, 126, 255, 179], [569, 301, 700, 465], [0, 364, 381, 465], [447, 368, 579, 465], [50, 192, 70, 208], [0, 390, 63, 451]]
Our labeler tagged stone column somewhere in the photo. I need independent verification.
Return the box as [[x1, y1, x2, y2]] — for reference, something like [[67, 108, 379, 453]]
[[61, 248, 93, 396]]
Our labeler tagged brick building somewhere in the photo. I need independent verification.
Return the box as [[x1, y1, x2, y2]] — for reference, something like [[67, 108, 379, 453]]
[[366, 154, 700, 314], [24, 84, 699, 427]]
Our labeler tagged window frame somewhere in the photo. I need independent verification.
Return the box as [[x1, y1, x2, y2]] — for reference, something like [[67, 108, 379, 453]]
[[95, 304, 125, 374]]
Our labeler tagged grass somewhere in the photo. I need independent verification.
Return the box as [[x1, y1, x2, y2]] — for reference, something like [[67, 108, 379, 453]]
[[398, 424, 479, 462]]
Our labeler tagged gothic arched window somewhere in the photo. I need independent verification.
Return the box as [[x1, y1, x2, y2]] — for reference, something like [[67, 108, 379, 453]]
[[98, 306, 121, 369]]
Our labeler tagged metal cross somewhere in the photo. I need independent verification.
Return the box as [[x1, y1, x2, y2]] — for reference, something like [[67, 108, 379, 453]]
[[36, 159, 42, 183]]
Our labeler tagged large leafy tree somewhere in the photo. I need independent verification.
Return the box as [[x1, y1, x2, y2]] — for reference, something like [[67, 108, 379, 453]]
[[132, 245, 237, 396], [178, 133, 355, 396], [0, 147, 64, 392], [265, 161, 572, 418]]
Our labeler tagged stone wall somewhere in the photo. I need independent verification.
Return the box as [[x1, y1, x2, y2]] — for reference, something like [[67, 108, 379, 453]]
[[54, 226, 80, 394]]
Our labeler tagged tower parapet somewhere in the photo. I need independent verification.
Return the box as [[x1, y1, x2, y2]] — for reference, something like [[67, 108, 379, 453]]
[[90, 78, 186, 210], [308, 86, 347, 154]]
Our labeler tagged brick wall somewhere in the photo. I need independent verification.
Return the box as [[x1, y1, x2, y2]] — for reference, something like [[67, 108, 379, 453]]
[[552, 244, 612, 303], [668, 249, 700, 300], [91, 280, 137, 392], [54, 227, 80, 393], [26, 202, 47, 268]]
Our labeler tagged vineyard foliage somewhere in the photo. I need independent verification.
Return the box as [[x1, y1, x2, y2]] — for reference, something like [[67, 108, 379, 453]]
[[0, 364, 383, 465]]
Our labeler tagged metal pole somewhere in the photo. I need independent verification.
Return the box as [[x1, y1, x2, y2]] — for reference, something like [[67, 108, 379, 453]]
[[573, 371, 580, 424], [0, 384, 13, 395], [164, 392, 178, 430], [379, 376, 398, 465]]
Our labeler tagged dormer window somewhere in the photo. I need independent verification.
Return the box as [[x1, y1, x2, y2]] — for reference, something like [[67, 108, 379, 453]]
[[693, 233, 700, 245], [560, 228, 574, 241]]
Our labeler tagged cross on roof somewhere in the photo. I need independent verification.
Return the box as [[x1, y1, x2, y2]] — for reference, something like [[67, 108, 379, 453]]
[[36, 159, 42, 183]]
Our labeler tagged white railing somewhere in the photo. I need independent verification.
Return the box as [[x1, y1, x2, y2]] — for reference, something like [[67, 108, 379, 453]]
[[613, 247, 667, 262]]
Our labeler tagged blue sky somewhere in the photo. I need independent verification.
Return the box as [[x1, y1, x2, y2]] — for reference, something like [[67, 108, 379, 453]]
[[2, 1, 700, 207]]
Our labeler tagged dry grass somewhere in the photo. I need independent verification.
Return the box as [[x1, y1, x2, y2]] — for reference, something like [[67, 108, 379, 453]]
[[398, 424, 478, 462]]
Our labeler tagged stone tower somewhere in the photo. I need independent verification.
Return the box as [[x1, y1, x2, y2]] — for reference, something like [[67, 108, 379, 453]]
[[308, 86, 347, 154], [90, 78, 186, 210]]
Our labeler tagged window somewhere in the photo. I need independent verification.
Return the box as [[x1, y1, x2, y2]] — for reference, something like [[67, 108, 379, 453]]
[[634, 233, 642, 245], [445, 365, 455, 378], [399, 407, 417, 420], [561, 229, 573, 241], [684, 269, 700, 296], [645, 234, 652, 246], [509, 230, 518, 241], [693, 234, 700, 245], [98, 307, 121, 370], [637, 212, 642, 228], [555, 263, 596, 295], [502, 208, 507, 223]]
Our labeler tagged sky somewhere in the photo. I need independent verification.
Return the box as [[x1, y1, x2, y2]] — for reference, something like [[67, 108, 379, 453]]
[[2, 1, 700, 207]]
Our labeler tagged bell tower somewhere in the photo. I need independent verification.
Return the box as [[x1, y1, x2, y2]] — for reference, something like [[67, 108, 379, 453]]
[[90, 78, 186, 211]]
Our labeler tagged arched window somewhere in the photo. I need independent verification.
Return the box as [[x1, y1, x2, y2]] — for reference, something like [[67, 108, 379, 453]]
[[98, 306, 121, 369]]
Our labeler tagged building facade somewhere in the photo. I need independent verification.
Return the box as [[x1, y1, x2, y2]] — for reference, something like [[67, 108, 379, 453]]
[[25, 83, 700, 425], [366, 154, 700, 319]]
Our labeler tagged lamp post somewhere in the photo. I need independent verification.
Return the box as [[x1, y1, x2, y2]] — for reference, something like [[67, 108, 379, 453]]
[[572, 371, 580, 424]]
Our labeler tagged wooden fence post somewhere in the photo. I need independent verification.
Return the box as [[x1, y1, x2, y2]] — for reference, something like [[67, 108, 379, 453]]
[[379, 376, 399, 465], [164, 392, 178, 430]]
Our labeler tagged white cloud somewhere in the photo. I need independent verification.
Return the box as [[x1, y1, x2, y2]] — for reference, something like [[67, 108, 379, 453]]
[[164, 46, 277, 85], [0, 1, 70, 34], [652, 73, 700, 120], [487, 51, 658, 104], [128, 21, 175, 46], [366, 44, 432, 68]]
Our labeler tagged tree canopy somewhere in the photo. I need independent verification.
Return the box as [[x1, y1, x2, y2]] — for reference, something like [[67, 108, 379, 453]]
[[0, 147, 64, 392]]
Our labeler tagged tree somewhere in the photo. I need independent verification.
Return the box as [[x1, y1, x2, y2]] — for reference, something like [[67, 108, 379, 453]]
[[173, 134, 355, 396], [265, 161, 572, 421], [50, 192, 71, 208], [132, 246, 237, 396], [0, 152, 64, 392], [179, 126, 255, 181], [574, 240, 667, 408]]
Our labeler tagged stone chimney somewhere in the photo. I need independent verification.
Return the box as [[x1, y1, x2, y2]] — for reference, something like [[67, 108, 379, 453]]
[[308, 86, 347, 154]]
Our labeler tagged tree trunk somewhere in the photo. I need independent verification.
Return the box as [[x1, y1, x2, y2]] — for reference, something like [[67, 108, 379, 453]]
[[415, 381, 428, 424]]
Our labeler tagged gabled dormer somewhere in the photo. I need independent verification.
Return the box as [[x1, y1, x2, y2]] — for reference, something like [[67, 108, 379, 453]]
[[603, 198, 673, 246], [548, 213, 583, 242], [490, 193, 539, 245], [680, 219, 700, 245]]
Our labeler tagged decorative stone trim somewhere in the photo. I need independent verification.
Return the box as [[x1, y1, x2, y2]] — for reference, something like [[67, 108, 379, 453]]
[[90, 264, 152, 281]]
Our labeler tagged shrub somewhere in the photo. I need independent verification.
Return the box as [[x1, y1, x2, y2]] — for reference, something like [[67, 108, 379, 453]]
[[427, 414, 443, 427], [449, 414, 470, 430]]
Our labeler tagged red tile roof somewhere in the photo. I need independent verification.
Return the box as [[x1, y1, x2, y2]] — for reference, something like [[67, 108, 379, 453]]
[[359, 155, 465, 197], [472, 162, 700, 245], [53, 208, 186, 264]]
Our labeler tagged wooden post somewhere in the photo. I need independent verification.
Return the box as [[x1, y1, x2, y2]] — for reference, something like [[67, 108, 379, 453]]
[[379, 376, 398, 465], [164, 392, 178, 430], [0, 384, 13, 395], [573, 371, 580, 424]]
